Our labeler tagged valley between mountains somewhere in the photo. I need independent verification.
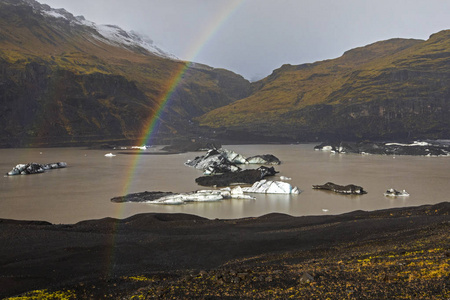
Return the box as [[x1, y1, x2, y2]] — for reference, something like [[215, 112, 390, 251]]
[[1, 0, 449, 147]]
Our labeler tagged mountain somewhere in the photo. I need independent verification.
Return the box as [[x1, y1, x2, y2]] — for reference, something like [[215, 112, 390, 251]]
[[197, 31, 450, 142], [0, 0, 251, 147]]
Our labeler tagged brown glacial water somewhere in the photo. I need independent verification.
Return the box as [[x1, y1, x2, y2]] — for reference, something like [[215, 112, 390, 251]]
[[0, 144, 449, 224]]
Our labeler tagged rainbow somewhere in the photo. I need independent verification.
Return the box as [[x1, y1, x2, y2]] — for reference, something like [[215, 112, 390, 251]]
[[139, 0, 246, 148], [120, 0, 246, 198], [107, 0, 246, 276]]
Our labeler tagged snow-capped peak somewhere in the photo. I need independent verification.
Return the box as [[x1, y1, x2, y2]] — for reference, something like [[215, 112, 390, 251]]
[[26, 0, 177, 59]]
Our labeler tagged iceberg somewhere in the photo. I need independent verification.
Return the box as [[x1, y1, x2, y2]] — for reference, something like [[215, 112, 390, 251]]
[[142, 187, 255, 205], [246, 154, 281, 165], [242, 180, 300, 194], [219, 148, 248, 164], [313, 182, 367, 194], [384, 188, 410, 197], [6, 162, 67, 176], [185, 148, 282, 175]]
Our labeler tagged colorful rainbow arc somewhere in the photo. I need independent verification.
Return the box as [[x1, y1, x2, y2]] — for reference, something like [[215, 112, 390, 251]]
[[120, 0, 246, 197], [106, 0, 246, 276], [138, 0, 246, 148]]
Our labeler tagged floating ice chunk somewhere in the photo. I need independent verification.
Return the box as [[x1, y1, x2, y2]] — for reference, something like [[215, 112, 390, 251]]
[[384, 188, 409, 197], [246, 154, 281, 165], [7, 164, 27, 176], [105, 153, 116, 157], [131, 146, 149, 150], [242, 180, 300, 194], [5, 162, 64, 176], [42, 162, 67, 170], [230, 186, 255, 199], [280, 176, 292, 181], [385, 141, 430, 147], [219, 149, 248, 164]]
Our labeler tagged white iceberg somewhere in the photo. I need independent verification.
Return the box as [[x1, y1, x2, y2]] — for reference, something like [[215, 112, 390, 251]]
[[242, 180, 300, 194], [144, 188, 255, 205]]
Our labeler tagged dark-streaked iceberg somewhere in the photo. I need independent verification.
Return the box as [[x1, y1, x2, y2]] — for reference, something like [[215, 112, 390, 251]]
[[6, 162, 67, 176]]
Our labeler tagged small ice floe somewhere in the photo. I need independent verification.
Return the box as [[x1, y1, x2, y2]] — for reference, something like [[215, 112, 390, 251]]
[[242, 180, 300, 194], [42, 162, 67, 170], [313, 182, 367, 195], [384, 188, 410, 197], [6, 162, 67, 176], [105, 153, 116, 157], [246, 154, 281, 165], [131, 145, 150, 150], [280, 176, 292, 181], [319, 145, 333, 151], [385, 141, 430, 147]]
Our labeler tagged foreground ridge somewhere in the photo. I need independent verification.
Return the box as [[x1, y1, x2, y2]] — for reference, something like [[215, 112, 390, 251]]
[[1, 202, 449, 299]]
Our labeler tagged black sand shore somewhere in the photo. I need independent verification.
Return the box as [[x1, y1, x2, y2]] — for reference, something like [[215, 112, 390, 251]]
[[1, 202, 449, 299]]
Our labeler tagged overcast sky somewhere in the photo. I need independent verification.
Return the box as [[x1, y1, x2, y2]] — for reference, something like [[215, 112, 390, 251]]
[[38, 0, 450, 81]]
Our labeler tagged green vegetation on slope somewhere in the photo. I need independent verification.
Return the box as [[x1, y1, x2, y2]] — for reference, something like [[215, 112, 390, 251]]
[[0, 0, 251, 147], [197, 32, 450, 142]]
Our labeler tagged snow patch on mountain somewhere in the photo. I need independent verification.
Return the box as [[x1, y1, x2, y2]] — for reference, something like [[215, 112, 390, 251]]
[[33, 0, 176, 59], [93, 24, 177, 59]]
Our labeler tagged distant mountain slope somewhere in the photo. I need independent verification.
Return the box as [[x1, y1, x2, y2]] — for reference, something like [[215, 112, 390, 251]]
[[197, 31, 450, 142], [0, 0, 251, 147]]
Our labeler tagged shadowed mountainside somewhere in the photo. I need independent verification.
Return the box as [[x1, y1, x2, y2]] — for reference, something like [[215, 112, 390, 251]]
[[0, 0, 251, 147]]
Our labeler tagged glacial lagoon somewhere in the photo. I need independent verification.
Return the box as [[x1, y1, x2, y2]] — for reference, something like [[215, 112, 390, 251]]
[[1, 144, 449, 224]]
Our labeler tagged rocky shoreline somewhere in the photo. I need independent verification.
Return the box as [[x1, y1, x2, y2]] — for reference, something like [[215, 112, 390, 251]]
[[1, 202, 449, 299]]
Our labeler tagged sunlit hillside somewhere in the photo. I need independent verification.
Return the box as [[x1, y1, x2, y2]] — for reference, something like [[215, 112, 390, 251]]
[[198, 31, 450, 142]]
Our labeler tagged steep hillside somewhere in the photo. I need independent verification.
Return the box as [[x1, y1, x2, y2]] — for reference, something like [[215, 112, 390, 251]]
[[0, 0, 251, 147], [197, 31, 450, 142]]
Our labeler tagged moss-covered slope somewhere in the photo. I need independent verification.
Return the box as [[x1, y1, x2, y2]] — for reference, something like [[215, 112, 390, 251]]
[[0, 0, 251, 147], [198, 31, 450, 142]]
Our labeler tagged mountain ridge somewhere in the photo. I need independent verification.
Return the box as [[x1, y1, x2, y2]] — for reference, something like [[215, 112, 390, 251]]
[[0, 0, 251, 147], [197, 31, 450, 142], [0, 0, 448, 146]]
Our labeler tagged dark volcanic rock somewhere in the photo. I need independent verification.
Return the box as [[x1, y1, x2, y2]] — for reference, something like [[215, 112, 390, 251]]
[[313, 182, 367, 195], [1, 202, 449, 299]]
